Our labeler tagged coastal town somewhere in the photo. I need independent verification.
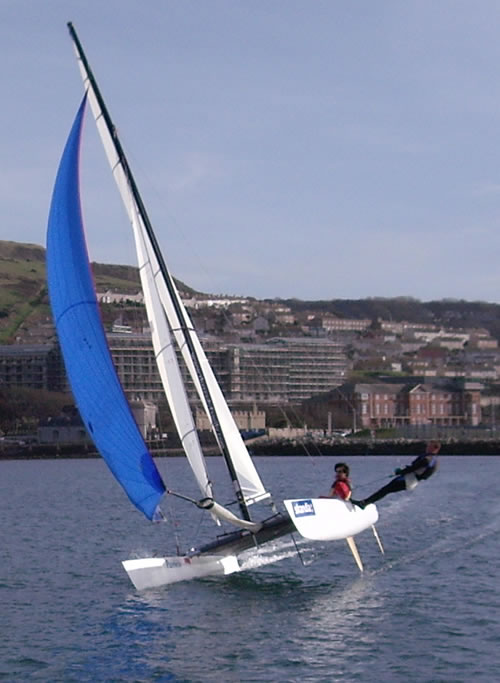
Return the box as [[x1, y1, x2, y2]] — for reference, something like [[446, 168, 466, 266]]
[[2, 245, 500, 456]]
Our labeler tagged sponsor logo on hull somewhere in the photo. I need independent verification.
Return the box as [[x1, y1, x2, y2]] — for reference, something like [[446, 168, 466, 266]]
[[292, 499, 316, 517]]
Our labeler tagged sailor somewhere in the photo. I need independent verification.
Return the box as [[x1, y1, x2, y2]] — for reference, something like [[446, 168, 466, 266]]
[[326, 462, 352, 501], [352, 441, 441, 509]]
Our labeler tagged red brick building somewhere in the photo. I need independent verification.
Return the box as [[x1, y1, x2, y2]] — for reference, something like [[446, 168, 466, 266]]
[[328, 381, 481, 429]]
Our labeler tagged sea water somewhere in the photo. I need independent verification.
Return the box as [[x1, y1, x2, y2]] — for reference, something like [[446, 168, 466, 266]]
[[1, 455, 499, 682]]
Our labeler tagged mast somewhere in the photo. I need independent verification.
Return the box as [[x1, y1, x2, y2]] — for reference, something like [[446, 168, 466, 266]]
[[67, 22, 252, 521]]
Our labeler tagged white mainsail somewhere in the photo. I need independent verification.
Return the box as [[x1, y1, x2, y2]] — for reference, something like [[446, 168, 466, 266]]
[[71, 40, 269, 507]]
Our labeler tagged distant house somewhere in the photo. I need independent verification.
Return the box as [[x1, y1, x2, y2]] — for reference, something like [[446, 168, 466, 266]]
[[97, 290, 144, 304], [195, 405, 265, 432], [38, 414, 90, 444], [38, 400, 157, 443], [303, 315, 371, 335]]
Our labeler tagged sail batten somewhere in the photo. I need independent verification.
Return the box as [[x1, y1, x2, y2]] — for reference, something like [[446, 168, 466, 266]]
[[54, 299, 98, 324], [46, 96, 166, 521]]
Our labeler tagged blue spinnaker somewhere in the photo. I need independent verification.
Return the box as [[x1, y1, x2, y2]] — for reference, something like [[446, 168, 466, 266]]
[[46, 96, 165, 520]]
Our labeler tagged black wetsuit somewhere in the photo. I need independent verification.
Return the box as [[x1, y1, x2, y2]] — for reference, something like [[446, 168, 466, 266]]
[[357, 454, 438, 506]]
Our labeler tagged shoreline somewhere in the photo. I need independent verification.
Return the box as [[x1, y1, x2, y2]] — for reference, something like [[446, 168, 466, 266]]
[[2, 438, 500, 459]]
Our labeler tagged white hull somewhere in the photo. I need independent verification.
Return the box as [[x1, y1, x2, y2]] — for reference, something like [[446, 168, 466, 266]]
[[123, 499, 379, 589], [123, 554, 241, 590], [284, 498, 378, 541]]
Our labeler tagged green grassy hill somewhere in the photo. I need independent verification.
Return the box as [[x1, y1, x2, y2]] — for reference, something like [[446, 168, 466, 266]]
[[0, 240, 195, 344], [0, 241, 50, 344]]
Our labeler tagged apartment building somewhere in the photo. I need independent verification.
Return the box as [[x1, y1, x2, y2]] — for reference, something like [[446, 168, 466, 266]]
[[107, 334, 164, 401], [0, 344, 66, 391], [111, 334, 348, 404], [37, 333, 347, 406], [112, 334, 347, 405], [226, 337, 347, 403]]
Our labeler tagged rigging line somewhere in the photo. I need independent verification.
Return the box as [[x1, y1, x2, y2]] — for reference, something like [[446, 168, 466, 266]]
[[161, 484, 183, 556], [302, 441, 329, 463], [355, 474, 394, 490], [166, 490, 216, 551], [190, 507, 210, 549], [166, 488, 205, 507]]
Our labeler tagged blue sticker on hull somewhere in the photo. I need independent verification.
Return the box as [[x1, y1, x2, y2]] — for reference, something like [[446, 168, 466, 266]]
[[292, 499, 315, 517]]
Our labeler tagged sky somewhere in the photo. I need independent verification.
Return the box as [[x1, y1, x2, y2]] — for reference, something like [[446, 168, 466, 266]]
[[3, 1, 500, 302]]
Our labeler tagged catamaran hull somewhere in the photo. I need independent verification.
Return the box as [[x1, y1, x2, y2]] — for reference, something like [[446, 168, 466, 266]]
[[122, 554, 241, 590], [122, 502, 378, 589], [284, 498, 378, 541]]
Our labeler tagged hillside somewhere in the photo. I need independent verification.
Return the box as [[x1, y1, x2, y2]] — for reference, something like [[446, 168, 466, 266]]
[[2, 239, 500, 343], [282, 297, 500, 341], [0, 240, 194, 344]]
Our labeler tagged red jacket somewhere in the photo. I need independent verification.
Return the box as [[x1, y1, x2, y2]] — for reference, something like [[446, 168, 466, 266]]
[[332, 479, 351, 500]]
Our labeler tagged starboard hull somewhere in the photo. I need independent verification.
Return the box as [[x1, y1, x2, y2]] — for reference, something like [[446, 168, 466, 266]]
[[284, 498, 378, 541]]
